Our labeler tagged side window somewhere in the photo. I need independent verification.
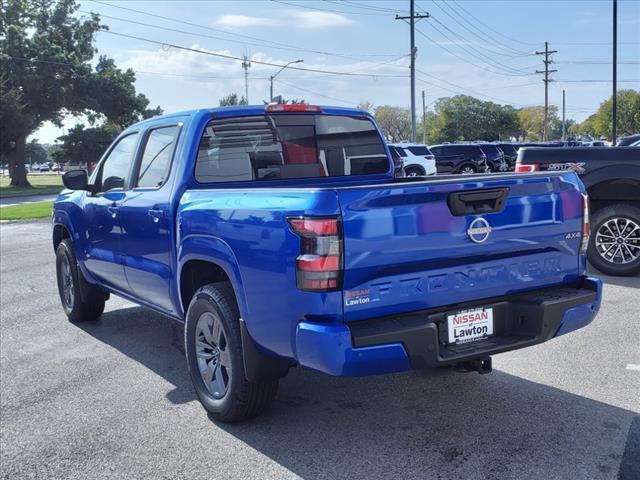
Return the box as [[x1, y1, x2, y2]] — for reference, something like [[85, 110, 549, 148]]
[[96, 134, 139, 193], [430, 147, 441, 156], [136, 126, 179, 188]]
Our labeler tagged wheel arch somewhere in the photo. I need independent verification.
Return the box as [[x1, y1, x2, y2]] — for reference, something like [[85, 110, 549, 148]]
[[585, 173, 640, 213], [178, 235, 249, 321], [52, 208, 77, 253], [404, 163, 426, 175]]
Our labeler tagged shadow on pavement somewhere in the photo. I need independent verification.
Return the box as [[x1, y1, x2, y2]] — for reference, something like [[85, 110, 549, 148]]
[[80, 306, 639, 480], [586, 266, 640, 288]]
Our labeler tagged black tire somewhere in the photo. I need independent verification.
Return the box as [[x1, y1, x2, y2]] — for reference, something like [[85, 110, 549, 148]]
[[56, 239, 106, 322], [405, 166, 424, 177], [458, 164, 477, 175], [184, 282, 279, 423], [588, 203, 640, 276]]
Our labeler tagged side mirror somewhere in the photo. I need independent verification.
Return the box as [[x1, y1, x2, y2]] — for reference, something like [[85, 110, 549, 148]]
[[62, 169, 89, 191]]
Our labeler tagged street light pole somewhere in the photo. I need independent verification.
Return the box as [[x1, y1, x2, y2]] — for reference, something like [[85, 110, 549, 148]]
[[270, 59, 304, 102]]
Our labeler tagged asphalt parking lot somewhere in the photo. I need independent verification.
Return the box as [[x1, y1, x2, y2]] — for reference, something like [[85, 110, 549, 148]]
[[1, 220, 638, 480]]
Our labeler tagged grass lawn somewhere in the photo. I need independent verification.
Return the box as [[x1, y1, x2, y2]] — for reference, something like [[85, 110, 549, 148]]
[[0, 174, 63, 198], [0, 200, 54, 221]]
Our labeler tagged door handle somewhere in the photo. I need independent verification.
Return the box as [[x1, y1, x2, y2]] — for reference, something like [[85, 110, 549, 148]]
[[107, 205, 119, 218], [148, 209, 165, 223]]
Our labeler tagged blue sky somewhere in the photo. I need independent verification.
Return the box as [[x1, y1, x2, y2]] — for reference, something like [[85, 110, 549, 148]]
[[34, 0, 640, 143]]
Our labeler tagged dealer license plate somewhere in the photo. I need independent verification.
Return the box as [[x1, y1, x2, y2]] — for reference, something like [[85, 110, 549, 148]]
[[447, 307, 494, 344]]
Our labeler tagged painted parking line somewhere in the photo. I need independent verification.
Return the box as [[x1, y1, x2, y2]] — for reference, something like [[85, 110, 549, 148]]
[[626, 364, 640, 371]]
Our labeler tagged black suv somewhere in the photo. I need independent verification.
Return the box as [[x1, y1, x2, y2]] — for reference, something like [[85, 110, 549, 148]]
[[429, 144, 488, 174], [496, 143, 519, 170], [477, 144, 508, 172]]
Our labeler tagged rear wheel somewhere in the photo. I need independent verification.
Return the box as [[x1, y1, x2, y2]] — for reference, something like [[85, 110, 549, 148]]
[[405, 166, 424, 177], [588, 204, 640, 276], [459, 165, 477, 175], [56, 239, 105, 323], [185, 282, 279, 423]]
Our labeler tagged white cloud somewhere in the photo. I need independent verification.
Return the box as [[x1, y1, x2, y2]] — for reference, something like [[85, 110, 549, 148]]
[[289, 11, 354, 29], [215, 14, 279, 28]]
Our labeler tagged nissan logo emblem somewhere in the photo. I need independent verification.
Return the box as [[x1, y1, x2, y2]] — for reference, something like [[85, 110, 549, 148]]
[[467, 217, 492, 244]]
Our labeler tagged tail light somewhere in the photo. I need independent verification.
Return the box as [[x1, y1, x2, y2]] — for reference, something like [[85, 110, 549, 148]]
[[289, 217, 342, 291], [515, 163, 539, 172], [580, 192, 590, 254], [266, 104, 321, 113]]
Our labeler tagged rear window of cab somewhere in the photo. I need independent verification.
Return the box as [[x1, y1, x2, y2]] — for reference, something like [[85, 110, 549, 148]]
[[194, 114, 389, 183]]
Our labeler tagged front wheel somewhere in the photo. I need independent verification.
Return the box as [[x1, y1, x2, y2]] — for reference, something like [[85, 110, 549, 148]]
[[459, 165, 477, 175], [588, 204, 640, 276], [56, 239, 105, 323], [184, 282, 279, 423]]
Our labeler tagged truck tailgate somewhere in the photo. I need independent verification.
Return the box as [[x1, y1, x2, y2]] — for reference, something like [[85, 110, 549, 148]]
[[337, 173, 585, 321]]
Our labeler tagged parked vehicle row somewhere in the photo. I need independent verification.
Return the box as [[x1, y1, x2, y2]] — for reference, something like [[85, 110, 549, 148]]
[[388, 143, 436, 176]]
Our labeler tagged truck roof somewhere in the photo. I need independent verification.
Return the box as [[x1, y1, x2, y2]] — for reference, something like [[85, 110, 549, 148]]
[[129, 104, 370, 129]]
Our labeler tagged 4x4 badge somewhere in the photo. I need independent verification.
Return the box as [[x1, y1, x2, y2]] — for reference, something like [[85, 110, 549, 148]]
[[467, 217, 492, 244]]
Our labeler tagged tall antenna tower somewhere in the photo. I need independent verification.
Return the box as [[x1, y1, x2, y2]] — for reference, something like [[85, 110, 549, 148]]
[[242, 54, 251, 104]]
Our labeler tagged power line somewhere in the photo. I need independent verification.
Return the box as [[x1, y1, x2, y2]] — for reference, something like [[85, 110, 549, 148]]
[[2, 54, 265, 80], [270, 0, 391, 16], [98, 29, 408, 79], [89, 0, 403, 58], [556, 60, 640, 65], [275, 79, 356, 105], [449, 0, 539, 47], [332, 1, 409, 14], [415, 68, 539, 106], [557, 79, 640, 83], [427, 0, 533, 57], [415, 25, 535, 77], [428, 15, 535, 75]]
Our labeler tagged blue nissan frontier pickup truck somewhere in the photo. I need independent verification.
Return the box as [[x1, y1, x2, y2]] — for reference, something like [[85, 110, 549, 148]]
[[53, 104, 602, 422]]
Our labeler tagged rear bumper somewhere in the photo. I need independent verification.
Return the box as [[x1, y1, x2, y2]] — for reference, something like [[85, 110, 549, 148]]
[[294, 276, 602, 376]]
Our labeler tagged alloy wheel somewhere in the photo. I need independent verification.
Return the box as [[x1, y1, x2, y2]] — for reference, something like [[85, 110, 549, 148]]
[[595, 217, 640, 265], [60, 255, 74, 309], [195, 312, 232, 399]]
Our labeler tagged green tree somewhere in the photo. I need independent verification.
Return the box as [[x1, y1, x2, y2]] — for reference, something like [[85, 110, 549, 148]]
[[0, 0, 100, 185], [357, 100, 374, 113], [374, 105, 411, 142], [589, 89, 640, 139], [79, 56, 162, 127], [426, 95, 519, 143], [52, 123, 120, 166], [219, 93, 248, 106], [25, 140, 48, 167], [0, 0, 161, 186], [517, 106, 560, 141]]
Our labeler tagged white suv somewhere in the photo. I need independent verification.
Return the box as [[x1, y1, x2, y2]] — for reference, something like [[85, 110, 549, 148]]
[[389, 143, 437, 177]]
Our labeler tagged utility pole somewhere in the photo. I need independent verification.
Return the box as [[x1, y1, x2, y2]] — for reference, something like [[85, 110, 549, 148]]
[[241, 55, 251, 104], [421, 89, 427, 144], [562, 89, 566, 141], [612, 0, 618, 144], [396, 1, 429, 143], [536, 41, 557, 141]]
